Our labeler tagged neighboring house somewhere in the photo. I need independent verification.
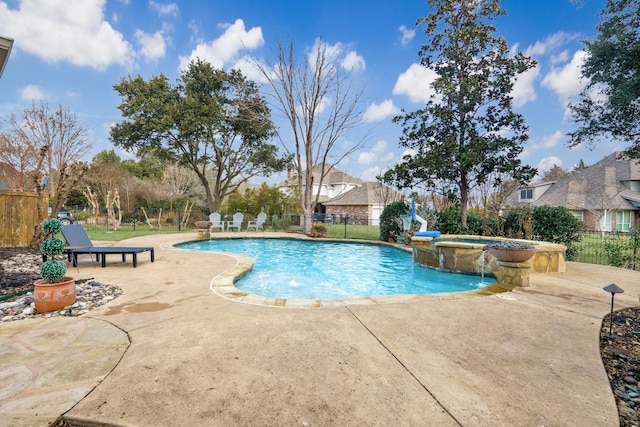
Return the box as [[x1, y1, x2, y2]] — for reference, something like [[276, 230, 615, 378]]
[[322, 182, 403, 226], [280, 163, 363, 209], [510, 152, 640, 231], [279, 164, 402, 225]]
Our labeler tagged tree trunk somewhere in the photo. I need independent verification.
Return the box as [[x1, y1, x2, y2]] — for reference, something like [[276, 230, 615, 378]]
[[459, 173, 469, 231]]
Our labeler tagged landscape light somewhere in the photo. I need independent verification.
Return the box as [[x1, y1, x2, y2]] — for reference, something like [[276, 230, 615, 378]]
[[0, 36, 14, 79], [602, 283, 624, 339]]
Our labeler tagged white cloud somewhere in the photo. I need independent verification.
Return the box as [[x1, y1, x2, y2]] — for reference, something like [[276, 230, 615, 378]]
[[149, 1, 178, 16], [179, 18, 264, 70], [358, 140, 389, 164], [399, 25, 415, 46], [135, 30, 166, 62], [342, 50, 365, 72], [551, 49, 569, 65], [363, 99, 400, 122], [308, 38, 364, 74], [372, 140, 388, 153], [360, 165, 386, 182], [358, 151, 378, 164], [512, 65, 540, 107], [523, 31, 579, 57], [522, 130, 564, 159], [18, 84, 45, 100], [393, 63, 438, 104], [537, 156, 563, 174], [0, 0, 135, 70], [541, 50, 588, 109]]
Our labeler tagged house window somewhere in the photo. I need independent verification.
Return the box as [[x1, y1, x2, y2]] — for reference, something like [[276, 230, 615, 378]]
[[569, 210, 583, 222], [519, 189, 533, 201], [601, 211, 612, 232], [616, 210, 631, 232]]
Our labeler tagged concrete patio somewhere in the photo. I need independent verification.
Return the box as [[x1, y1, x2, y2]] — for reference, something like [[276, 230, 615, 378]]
[[1, 232, 639, 426]]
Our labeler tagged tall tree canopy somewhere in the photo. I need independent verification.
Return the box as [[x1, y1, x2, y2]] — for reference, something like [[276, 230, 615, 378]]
[[111, 59, 289, 212], [381, 0, 536, 229], [568, 0, 640, 157]]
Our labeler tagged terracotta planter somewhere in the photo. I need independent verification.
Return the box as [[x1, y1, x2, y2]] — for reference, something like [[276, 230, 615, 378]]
[[33, 277, 76, 313], [194, 221, 211, 229], [486, 246, 537, 263]]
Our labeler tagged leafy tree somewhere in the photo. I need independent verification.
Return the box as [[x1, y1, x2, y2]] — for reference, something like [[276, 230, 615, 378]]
[[379, 201, 409, 242], [571, 159, 588, 173], [111, 59, 289, 212], [540, 164, 571, 182], [255, 37, 366, 233], [568, 0, 640, 157], [381, 0, 536, 230], [224, 183, 300, 217]]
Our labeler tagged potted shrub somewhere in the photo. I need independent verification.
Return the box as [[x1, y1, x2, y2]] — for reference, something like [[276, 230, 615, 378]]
[[485, 241, 537, 263], [34, 218, 76, 312]]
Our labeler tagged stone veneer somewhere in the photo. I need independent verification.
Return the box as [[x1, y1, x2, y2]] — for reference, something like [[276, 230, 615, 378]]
[[411, 234, 566, 288]]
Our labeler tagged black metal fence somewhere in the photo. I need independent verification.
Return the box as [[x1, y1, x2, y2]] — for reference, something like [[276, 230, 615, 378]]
[[67, 209, 379, 240], [573, 229, 640, 270]]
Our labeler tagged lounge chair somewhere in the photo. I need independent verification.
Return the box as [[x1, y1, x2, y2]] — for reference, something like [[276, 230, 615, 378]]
[[226, 212, 244, 232], [61, 224, 154, 268], [209, 212, 224, 232], [246, 212, 267, 232]]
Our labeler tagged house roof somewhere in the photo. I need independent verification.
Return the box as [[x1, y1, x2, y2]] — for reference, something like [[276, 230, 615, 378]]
[[514, 152, 640, 211], [323, 182, 401, 206], [279, 163, 362, 188], [310, 163, 363, 186]]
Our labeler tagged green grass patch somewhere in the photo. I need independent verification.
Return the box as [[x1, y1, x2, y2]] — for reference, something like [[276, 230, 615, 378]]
[[324, 224, 380, 240]]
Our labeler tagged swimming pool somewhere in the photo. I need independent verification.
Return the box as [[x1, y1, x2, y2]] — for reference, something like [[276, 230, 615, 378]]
[[177, 238, 494, 300]]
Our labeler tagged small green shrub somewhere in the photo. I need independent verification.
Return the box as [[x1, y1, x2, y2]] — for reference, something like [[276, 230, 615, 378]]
[[379, 201, 409, 242], [312, 223, 327, 234], [602, 232, 640, 268], [309, 223, 327, 238], [39, 218, 67, 283], [40, 260, 67, 283], [42, 218, 63, 235], [40, 238, 65, 257]]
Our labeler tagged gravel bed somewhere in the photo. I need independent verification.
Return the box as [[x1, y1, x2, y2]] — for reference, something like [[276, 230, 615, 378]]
[[0, 247, 122, 322]]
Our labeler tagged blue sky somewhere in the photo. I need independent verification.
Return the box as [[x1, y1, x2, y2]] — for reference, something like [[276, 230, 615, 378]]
[[0, 0, 620, 186]]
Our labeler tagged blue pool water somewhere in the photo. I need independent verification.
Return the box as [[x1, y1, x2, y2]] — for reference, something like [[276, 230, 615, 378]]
[[177, 238, 494, 300]]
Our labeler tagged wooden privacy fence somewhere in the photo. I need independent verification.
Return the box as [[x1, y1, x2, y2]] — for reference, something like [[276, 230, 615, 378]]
[[0, 191, 46, 247]]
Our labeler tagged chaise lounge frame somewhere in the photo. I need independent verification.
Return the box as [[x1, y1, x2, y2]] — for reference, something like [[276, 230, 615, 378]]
[[61, 224, 154, 268]]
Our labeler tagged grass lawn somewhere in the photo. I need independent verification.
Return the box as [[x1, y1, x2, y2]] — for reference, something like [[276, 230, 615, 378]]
[[82, 223, 382, 242]]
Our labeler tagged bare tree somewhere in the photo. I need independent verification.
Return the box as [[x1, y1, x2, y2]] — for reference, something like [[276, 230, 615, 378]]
[[29, 146, 86, 248], [8, 102, 91, 198], [161, 163, 199, 200], [255, 37, 366, 233], [0, 131, 40, 190], [373, 180, 403, 207]]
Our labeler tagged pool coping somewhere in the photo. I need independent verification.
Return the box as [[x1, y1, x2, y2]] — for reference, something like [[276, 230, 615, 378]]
[[176, 234, 514, 308]]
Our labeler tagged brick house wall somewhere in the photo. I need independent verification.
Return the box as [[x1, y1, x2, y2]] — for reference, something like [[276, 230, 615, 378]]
[[582, 209, 640, 231], [324, 205, 371, 223]]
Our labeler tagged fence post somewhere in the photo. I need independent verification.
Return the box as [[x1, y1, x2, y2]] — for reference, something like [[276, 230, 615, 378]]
[[633, 230, 638, 270], [344, 215, 347, 238]]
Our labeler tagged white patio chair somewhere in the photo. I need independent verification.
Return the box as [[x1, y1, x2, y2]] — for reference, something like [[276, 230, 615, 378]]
[[247, 212, 267, 232], [227, 212, 244, 232], [209, 212, 224, 232]]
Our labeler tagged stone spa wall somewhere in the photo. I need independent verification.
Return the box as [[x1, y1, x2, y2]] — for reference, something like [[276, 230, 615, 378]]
[[411, 235, 567, 288]]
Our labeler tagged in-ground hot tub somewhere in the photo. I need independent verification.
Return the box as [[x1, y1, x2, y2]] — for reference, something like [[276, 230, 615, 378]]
[[411, 234, 567, 287]]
